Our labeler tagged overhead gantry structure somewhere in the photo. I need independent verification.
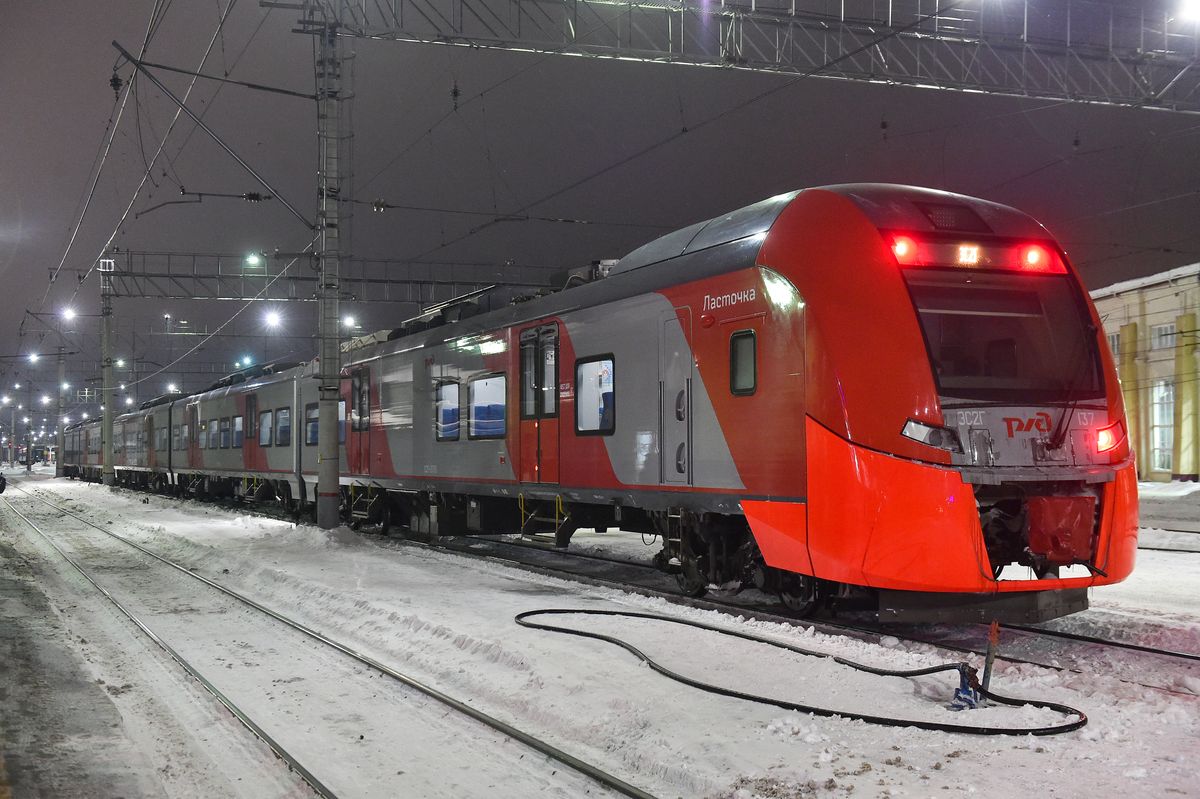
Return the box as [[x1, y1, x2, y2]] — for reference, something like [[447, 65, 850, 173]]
[[325, 0, 1200, 114]]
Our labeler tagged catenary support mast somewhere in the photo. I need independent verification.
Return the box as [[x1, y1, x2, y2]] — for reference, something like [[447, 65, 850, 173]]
[[315, 12, 343, 529], [100, 259, 116, 486]]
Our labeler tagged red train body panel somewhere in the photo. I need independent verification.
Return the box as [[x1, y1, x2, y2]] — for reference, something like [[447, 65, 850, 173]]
[[63, 184, 1137, 622]]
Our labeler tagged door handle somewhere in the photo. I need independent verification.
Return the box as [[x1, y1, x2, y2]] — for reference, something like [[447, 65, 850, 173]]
[[675, 443, 686, 474], [675, 390, 686, 421]]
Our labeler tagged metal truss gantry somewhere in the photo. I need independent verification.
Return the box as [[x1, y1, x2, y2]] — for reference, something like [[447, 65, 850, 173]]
[[332, 0, 1200, 113], [102, 250, 552, 306]]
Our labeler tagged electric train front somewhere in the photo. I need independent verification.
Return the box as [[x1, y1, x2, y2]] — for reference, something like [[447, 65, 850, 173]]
[[888, 231, 1136, 610]]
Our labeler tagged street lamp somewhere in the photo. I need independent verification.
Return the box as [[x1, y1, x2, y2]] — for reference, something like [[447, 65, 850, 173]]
[[342, 315, 356, 329], [27, 353, 38, 363], [264, 309, 282, 328], [245, 253, 263, 267], [62, 308, 76, 321], [167, 383, 178, 393], [116, 358, 125, 368]]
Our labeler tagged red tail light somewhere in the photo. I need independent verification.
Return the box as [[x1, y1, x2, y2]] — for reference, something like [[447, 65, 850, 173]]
[[1096, 420, 1125, 453], [887, 234, 1067, 274], [892, 236, 918, 265]]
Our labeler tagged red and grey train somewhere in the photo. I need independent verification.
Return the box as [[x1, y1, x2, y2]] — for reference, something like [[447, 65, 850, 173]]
[[64, 184, 1137, 622]]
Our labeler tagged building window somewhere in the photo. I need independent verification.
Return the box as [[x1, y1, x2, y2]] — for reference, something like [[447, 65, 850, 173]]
[[1107, 332, 1120, 359], [468, 374, 506, 439], [258, 410, 273, 446], [576, 356, 615, 435], [1151, 380, 1174, 472], [435, 381, 460, 441], [730, 331, 757, 395], [1151, 323, 1176, 351], [276, 407, 292, 447]]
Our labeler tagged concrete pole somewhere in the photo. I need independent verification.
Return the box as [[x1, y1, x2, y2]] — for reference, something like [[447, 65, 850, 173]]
[[56, 344, 65, 478], [25, 384, 31, 473], [101, 261, 116, 486], [315, 18, 343, 529]]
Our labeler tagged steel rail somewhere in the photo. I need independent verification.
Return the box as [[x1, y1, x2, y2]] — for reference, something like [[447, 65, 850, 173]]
[[420, 531, 1200, 694], [6, 484, 656, 799], [0, 498, 337, 799]]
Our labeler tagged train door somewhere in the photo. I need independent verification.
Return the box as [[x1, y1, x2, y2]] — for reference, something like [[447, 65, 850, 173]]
[[660, 308, 692, 485], [347, 366, 371, 474], [518, 324, 560, 483], [145, 415, 154, 469]]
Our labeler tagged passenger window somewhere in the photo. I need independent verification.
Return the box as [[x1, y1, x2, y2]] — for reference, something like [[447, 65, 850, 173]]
[[220, 418, 231, 449], [276, 408, 292, 447], [208, 418, 219, 449], [246, 395, 257, 438], [198, 422, 208, 449], [435, 381, 460, 441], [233, 416, 244, 448], [575, 357, 615, 435], [468, 374, 506, 439], [305, 403, 319, 446], [520, 327, 558, 419], [172, 425, 180, 450], [351, 369, 370, 431], [258, 411, 273, 446], [730, 331, 757, 395]]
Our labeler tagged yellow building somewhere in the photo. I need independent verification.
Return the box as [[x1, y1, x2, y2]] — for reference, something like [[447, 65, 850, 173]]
[[1091, 264, 1200, 482]]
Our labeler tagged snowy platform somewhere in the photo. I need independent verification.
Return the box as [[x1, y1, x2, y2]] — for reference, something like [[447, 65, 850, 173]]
[[1, 477, 1197, 798]]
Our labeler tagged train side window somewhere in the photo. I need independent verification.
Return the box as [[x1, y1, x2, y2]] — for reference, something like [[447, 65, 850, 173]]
[[246, 395, 257, 439], [468, 374, 506, 439], [172, 425, 180, 450], [520, 327, 559, 419], [338, 400, 346, 444], [198, 421, 208, 449], [730, 331, 757, 395], [233, 416, 244, 448], [258, 411, 273, 446], [435, 381, 460, 441], [208, 418, 219, 449], [182, 424, 189, 447], [305, 403, 319, 445], [351, 369, 370, 432], [276, 408, 292, 447], [575, 356, 615, 435], [520, 335, 537, 419], [220, 418, 231, 449]]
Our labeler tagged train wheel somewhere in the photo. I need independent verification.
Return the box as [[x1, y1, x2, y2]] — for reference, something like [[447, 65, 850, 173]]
[[779, 574, 819, 616]]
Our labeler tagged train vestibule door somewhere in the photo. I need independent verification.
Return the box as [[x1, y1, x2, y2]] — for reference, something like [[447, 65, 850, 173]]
[[660, 308, 692, 485], [347, 367, 372, 475], [518, 324, 560, 483]]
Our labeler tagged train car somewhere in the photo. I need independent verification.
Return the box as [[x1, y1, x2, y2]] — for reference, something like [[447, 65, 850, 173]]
[[61, 184, 1136, 622]]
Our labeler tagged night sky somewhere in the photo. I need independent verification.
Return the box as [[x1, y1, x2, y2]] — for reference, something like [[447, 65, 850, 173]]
[[3, 1, 1199, 402]]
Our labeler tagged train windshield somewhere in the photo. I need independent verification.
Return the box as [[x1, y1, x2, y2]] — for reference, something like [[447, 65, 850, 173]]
[[904, 270, 1102, 403]]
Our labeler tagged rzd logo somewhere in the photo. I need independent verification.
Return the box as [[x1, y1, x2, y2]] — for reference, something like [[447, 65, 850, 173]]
[[1002, 411, 1052, 438]]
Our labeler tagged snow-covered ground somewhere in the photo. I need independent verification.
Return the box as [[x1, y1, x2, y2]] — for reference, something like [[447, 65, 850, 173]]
[[5, 477, 1198, 798]]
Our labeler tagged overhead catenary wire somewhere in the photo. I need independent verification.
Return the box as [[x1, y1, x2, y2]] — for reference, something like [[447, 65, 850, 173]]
[[67, 0, 245, 308], [402, 0, 966, 263]]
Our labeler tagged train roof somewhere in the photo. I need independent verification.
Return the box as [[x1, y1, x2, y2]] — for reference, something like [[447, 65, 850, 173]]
[[612, 183, 1046, 277]]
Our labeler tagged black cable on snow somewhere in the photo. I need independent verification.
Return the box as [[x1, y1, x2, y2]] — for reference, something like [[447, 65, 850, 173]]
[[516, 609, 1088, 737]]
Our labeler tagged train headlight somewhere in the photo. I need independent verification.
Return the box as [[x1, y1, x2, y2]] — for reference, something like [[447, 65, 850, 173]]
[[901, 419, 963, 453]]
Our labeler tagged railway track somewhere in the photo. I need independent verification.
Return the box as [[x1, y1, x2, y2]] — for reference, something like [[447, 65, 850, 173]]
[[18, 479, 1200, 700], [3, 484, 655, 799], [433, 533, 1200, 695]]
